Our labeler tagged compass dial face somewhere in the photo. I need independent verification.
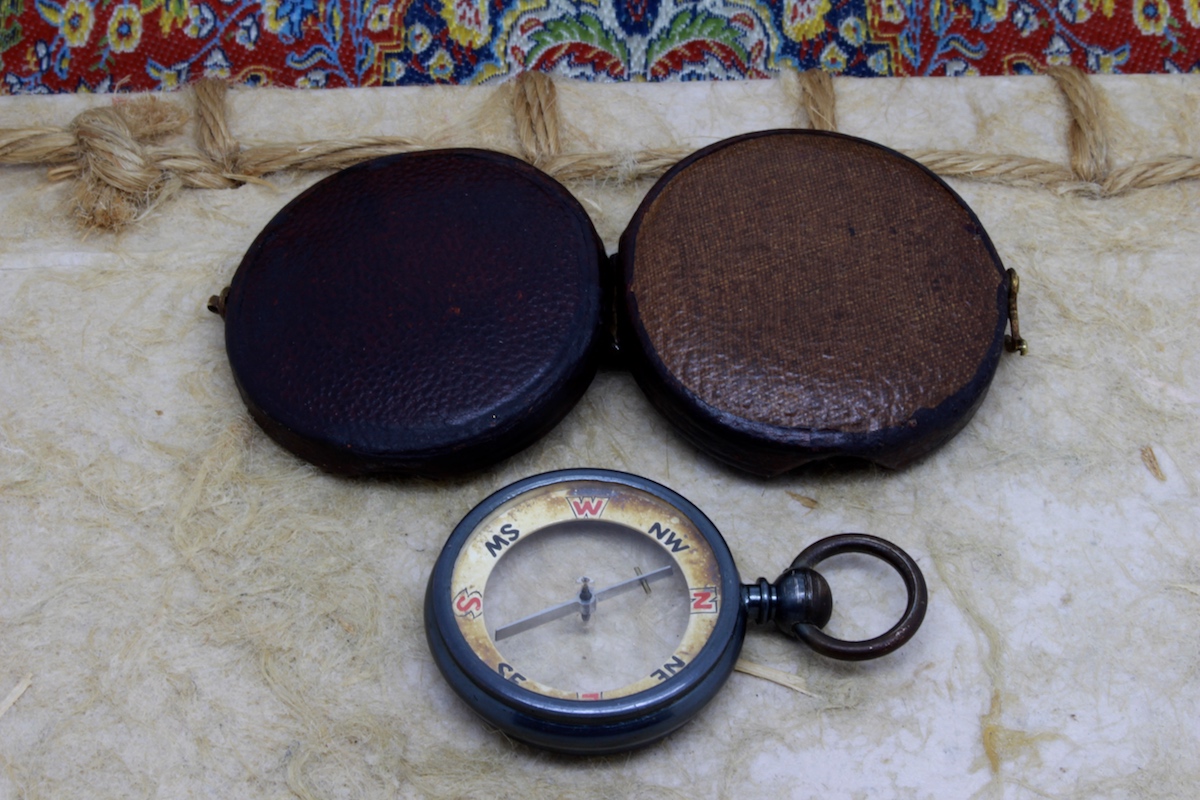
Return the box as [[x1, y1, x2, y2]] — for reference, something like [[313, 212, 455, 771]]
[[447, 479, 726, 701]]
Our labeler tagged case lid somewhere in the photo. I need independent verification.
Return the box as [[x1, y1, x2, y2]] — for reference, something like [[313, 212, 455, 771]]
[[222, 149, 605, 476], [618, 130, 1011, 476]]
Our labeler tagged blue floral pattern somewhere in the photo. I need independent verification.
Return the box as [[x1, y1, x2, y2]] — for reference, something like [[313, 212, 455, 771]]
[[0, 0, 1196, 92]]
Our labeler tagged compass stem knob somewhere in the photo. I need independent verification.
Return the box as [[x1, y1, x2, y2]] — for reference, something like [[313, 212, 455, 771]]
[[740, 569, 833, 631]]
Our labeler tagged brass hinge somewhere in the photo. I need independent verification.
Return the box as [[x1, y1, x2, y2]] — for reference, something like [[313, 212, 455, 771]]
[[207, 286, 230, 318], [1004, 268, 1028, 356]]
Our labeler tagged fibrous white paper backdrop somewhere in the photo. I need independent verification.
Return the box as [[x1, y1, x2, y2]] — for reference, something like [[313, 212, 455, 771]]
[[0, 76, 1198, 798]]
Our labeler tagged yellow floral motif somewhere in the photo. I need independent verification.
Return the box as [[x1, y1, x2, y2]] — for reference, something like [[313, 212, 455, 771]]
[[409, 22, 432, 52], [879, 0, 905, 24], [329, 2, 342, 41], [783, 0, 829, 42], [1045, 34, 1071, 65], [107, 3, 142, 53], [820, 41, 846, 71], [1134, 0, 1169, 34], [139, 0, 190, 36], [203, 48, 231, 78], [1060, 1, 1092, 24], [368, 5, 393, 32], [427, 46, 455, 79], [148, 60, 187, 89], [260, 0, 317, 37], [1182, 0, 1199, 25], [262, 0, 287, 34], [61, 0, 94, 47], [440, 0, 491, 48], [1092, 50, 1123, 71], [184, 3, 214, 38], [839, 16, 864, 47]]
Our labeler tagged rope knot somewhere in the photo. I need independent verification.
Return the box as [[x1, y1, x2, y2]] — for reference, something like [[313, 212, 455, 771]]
[[61, 97, 189, 229]]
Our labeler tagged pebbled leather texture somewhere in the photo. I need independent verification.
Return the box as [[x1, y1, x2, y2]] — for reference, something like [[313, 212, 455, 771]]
[[618, 130, 1010, 476], [223, 149, 605, 476]]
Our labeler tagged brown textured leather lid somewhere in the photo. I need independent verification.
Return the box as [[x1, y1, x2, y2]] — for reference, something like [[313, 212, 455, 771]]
[[619, 130, 1009, 475], [223, 149, 605, 476]]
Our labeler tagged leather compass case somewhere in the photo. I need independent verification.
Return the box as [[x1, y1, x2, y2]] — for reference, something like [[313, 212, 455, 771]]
[[220, 149, 606, 476], [618, 130, 1012, 475], [218, 132, 1012, 477]]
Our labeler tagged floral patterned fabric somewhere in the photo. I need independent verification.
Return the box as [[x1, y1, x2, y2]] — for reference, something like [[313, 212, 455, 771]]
[[1, 0, 1198, 92]]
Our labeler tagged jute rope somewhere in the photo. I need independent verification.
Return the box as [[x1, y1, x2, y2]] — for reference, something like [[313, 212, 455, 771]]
[[797, 68, 837, 132], [513, 71, 562, 167], [513, 71, 689, 181], [1047, 64, 1110, 184], [905, 64, 1115, 196], [193, 77, 240, 173], [0, 67, 1196, 231]]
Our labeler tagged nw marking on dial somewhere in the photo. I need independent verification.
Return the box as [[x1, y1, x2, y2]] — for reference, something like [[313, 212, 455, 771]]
[[649, 521, 690, 553]]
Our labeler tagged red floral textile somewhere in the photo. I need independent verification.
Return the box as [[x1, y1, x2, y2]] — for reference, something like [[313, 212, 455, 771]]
[[1, 0, 1198, 93]]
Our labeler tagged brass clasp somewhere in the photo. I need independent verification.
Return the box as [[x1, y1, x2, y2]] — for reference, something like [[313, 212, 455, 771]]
[[1004, 268, 1028, 356]]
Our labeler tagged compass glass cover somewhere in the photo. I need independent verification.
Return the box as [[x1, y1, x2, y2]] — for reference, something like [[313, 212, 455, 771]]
[[447, 480, 725, 701]]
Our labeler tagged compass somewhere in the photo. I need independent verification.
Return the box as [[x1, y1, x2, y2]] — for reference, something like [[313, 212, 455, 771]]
[[425, 469, 927, 755]]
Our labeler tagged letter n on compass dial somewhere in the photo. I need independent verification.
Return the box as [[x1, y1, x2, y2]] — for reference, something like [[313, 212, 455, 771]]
[[448, 480, 724, 701]]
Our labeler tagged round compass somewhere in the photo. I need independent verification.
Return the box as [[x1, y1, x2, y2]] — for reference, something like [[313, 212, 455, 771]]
[[425, 469, 928, 755]]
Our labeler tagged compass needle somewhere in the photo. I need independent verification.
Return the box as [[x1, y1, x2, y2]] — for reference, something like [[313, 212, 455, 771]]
[[493, 566, 674, 641]]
